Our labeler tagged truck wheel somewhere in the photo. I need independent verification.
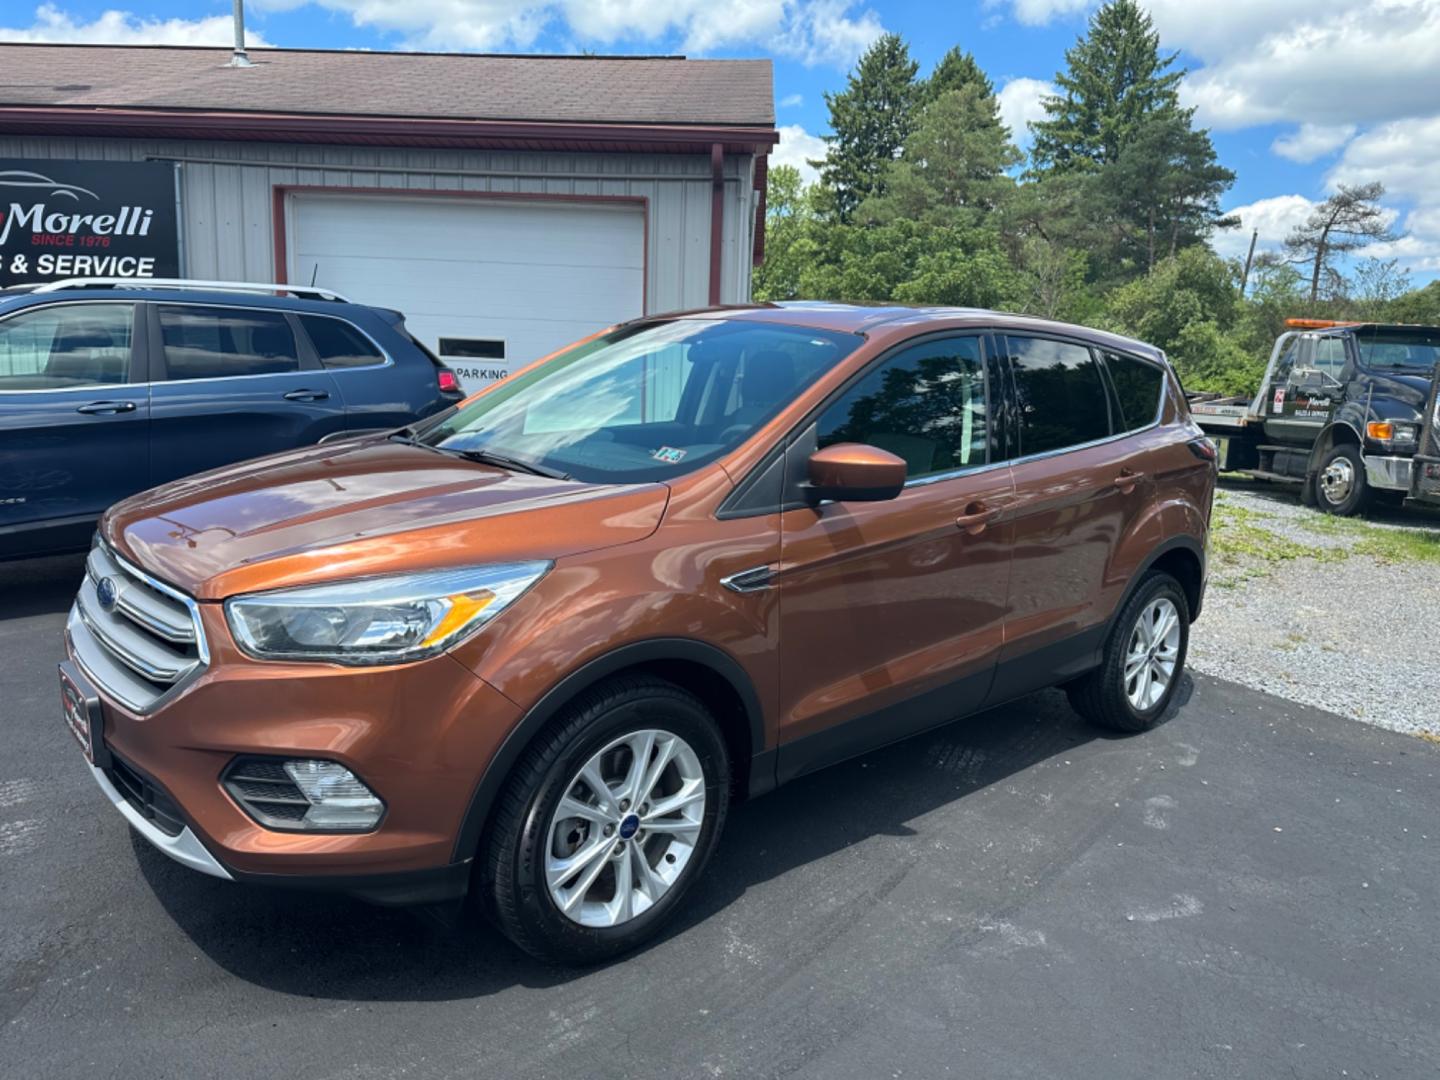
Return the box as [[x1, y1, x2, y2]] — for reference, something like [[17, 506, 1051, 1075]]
[[1067, 571, 1190, 734], [1314, 444, 1370, 516], [481, 675, 729, 964]]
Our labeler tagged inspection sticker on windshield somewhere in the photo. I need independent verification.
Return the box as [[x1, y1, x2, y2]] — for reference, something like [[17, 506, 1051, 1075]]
[[1273, 387, 1286, 413], [652, 446, 687, 464]]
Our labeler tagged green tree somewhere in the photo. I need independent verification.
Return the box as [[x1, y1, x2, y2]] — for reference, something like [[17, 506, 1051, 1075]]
[[751, 164, 819, 302], [858, 84, 1021, 225], [799, 218, 1019, 309], [1030, 0, 1184, 172], [1385, 280, 1440, 324], [1103, 246, 1259, 393], [922, 47, 996, 105], [816, 33, 921, 222], [1104, 109, 1236, 271]]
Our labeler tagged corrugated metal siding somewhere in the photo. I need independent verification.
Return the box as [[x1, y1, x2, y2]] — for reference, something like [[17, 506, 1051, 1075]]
[[0, 136, 756, 311]]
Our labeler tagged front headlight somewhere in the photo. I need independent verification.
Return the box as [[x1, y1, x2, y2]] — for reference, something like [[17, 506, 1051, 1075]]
[[224, 562, 550, 665]]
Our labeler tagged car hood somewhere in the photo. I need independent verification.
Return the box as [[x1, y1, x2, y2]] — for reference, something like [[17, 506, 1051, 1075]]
[[1366, 371, 1433, 408], [104, 437, 669, 600]]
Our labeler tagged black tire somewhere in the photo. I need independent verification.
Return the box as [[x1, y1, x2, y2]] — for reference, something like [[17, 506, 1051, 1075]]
[[1313, 443, 1370, 516], [1066, 571, 1190, 733], [481, 675, 729, 964]]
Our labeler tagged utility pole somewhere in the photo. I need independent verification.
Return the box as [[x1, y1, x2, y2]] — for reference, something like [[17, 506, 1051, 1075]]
[[1239, 228, 1258, 296]]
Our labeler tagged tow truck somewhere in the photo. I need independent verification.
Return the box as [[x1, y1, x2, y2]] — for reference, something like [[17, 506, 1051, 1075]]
[[1188, 319, 1440, 515]]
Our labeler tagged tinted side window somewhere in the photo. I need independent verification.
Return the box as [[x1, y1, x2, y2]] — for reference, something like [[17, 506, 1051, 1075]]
[[301, 315, 386, 370], [816, 337, 988, 480], [1313, 337, 1346, 381], [1103, 351, 1165, 432], [0, 303, 132, 390], [1007, 336, 1111, 456], [159, 305, 300, 380]]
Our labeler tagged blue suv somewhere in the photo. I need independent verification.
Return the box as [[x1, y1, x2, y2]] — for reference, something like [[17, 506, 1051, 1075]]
[[0, 279, 464, 560]]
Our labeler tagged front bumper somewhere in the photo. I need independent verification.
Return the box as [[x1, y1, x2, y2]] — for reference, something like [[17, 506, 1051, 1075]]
[[67, 595, 522, 899], [87, 757, 232, 880], [1363, 453, 1413, 491]]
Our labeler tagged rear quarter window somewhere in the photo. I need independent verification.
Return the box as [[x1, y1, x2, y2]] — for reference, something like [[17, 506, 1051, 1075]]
[[1103, 351, 1166, 432], [300, 315, 387, 370]]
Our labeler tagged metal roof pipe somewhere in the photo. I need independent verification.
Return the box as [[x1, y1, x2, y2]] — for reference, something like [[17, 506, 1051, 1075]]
[[229, 0, 253, 68]]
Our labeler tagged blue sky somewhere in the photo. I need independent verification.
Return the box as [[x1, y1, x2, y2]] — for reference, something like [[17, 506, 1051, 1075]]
[[5, 1, 1438, 285]]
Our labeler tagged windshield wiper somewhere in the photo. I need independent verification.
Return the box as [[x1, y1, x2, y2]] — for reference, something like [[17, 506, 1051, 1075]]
[[453, 447, 572, 481]]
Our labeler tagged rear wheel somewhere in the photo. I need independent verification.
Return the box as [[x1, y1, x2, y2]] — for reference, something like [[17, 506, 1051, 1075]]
[[1314, 443, 1369, 516], [1067, 571, 1189, 733], [482, 676, 729, 963]]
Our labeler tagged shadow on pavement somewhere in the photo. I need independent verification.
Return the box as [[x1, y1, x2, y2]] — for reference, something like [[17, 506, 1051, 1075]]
[[0, 552, 87, 618], [134, 673, 1192, 1001]]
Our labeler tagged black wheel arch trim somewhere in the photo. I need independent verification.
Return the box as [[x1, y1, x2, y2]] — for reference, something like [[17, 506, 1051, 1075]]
[[1114, 534, 1207, 632], [451, 637, 767, 864]]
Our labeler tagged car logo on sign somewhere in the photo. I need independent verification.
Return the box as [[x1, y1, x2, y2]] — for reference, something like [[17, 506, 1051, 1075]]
[[96, 576, 119, 613]]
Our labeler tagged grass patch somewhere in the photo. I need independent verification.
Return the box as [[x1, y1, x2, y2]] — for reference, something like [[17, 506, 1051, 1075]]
[[1298, 514, 1440, 564], [1210, 502, 1334, 571], [1419, 731, 1440, 747], [1210, 498, 1440, 577]]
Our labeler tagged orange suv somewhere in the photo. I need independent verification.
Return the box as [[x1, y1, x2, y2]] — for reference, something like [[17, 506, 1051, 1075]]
[[60, 304, 1215, 962]]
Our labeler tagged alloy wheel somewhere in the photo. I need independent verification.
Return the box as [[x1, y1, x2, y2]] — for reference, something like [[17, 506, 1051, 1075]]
[[545, 729, 706, 928], [1124, 597, 1181, 711]]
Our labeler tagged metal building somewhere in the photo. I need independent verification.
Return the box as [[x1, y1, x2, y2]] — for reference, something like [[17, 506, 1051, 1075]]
[[0, 44, 778, 389]]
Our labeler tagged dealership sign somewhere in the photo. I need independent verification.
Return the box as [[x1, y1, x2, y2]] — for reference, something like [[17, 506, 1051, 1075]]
[[0, 160, 180, 287]]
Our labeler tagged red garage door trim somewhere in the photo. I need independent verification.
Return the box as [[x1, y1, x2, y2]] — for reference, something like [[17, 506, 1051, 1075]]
[[271, 185, 651, 314]]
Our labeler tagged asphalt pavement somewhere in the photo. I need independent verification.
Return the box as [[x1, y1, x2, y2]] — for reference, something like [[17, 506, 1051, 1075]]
[[3, 552, 1438, 1079]]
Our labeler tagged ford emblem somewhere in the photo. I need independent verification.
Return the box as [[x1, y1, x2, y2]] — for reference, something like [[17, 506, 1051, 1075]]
[[96, 576, 119, 613]]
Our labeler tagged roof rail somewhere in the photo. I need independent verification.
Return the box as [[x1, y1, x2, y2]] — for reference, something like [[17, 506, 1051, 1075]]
[[30, 277, 351, 302]]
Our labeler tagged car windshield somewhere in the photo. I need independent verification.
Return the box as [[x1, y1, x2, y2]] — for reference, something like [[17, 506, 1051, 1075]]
[[415, 318, 861, 483], [1355, 328, 1440, 371]]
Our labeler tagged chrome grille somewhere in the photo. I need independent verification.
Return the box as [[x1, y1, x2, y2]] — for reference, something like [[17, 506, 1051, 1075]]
[[67, 541, 207, 714]]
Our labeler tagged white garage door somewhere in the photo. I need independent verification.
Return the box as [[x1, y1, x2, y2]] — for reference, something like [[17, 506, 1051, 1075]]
[[286, 193, 645, 392]]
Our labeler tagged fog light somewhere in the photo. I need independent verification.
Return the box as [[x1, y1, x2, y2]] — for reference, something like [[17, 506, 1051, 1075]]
[[223, 756, 385, 832], [284, 760, 385, 831]]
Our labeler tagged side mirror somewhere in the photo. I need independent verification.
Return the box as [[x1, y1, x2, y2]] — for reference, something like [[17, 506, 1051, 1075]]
[[805, 443, 906, 503]]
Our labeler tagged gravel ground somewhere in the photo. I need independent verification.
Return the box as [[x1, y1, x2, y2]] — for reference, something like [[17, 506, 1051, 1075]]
[[1190, 480, 1440, 738]]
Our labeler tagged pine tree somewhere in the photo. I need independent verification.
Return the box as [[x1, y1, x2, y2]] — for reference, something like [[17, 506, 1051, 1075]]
[[859, 84, 1021, 225], [1283, 183, 1399, 304], [815, 34, 921, 222], [1030, 0, 1183, 172], [923, 47, 996, 105]]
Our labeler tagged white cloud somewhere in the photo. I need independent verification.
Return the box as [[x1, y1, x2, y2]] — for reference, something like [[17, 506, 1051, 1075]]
[[770, 0, 884, 67], [1210, 194, 1320, 260], [1326, 116, 1440, 271], [779, 93, 804, 108], [1000, 0, 1090, 26], [772, 123, 827, 185], [989, 1, 1440, 133], [996, 77, 1054, 145], [1271, 123, 1356, 163], [250, 0, 881, 65], [0, 3, 272, 46]]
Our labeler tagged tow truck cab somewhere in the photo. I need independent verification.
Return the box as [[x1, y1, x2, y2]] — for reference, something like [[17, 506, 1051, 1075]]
[[1189, 320, 1440, 515]]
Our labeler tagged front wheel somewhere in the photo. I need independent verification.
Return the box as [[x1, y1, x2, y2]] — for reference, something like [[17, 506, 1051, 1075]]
[[1067, 571, 1190, 733], [481, 675, 729, 963], [1314, 443, 1369, 516]]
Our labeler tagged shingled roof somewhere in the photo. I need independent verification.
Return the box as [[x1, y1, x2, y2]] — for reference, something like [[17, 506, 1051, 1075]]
[[0, 44, 774, 128]]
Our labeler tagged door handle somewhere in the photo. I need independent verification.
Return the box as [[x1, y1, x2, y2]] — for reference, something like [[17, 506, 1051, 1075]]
[[75, 400, 137, 415], [283, 389, 330, 402], [955, 502, 1001, 535], [1115, 468, 1147, 493]]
